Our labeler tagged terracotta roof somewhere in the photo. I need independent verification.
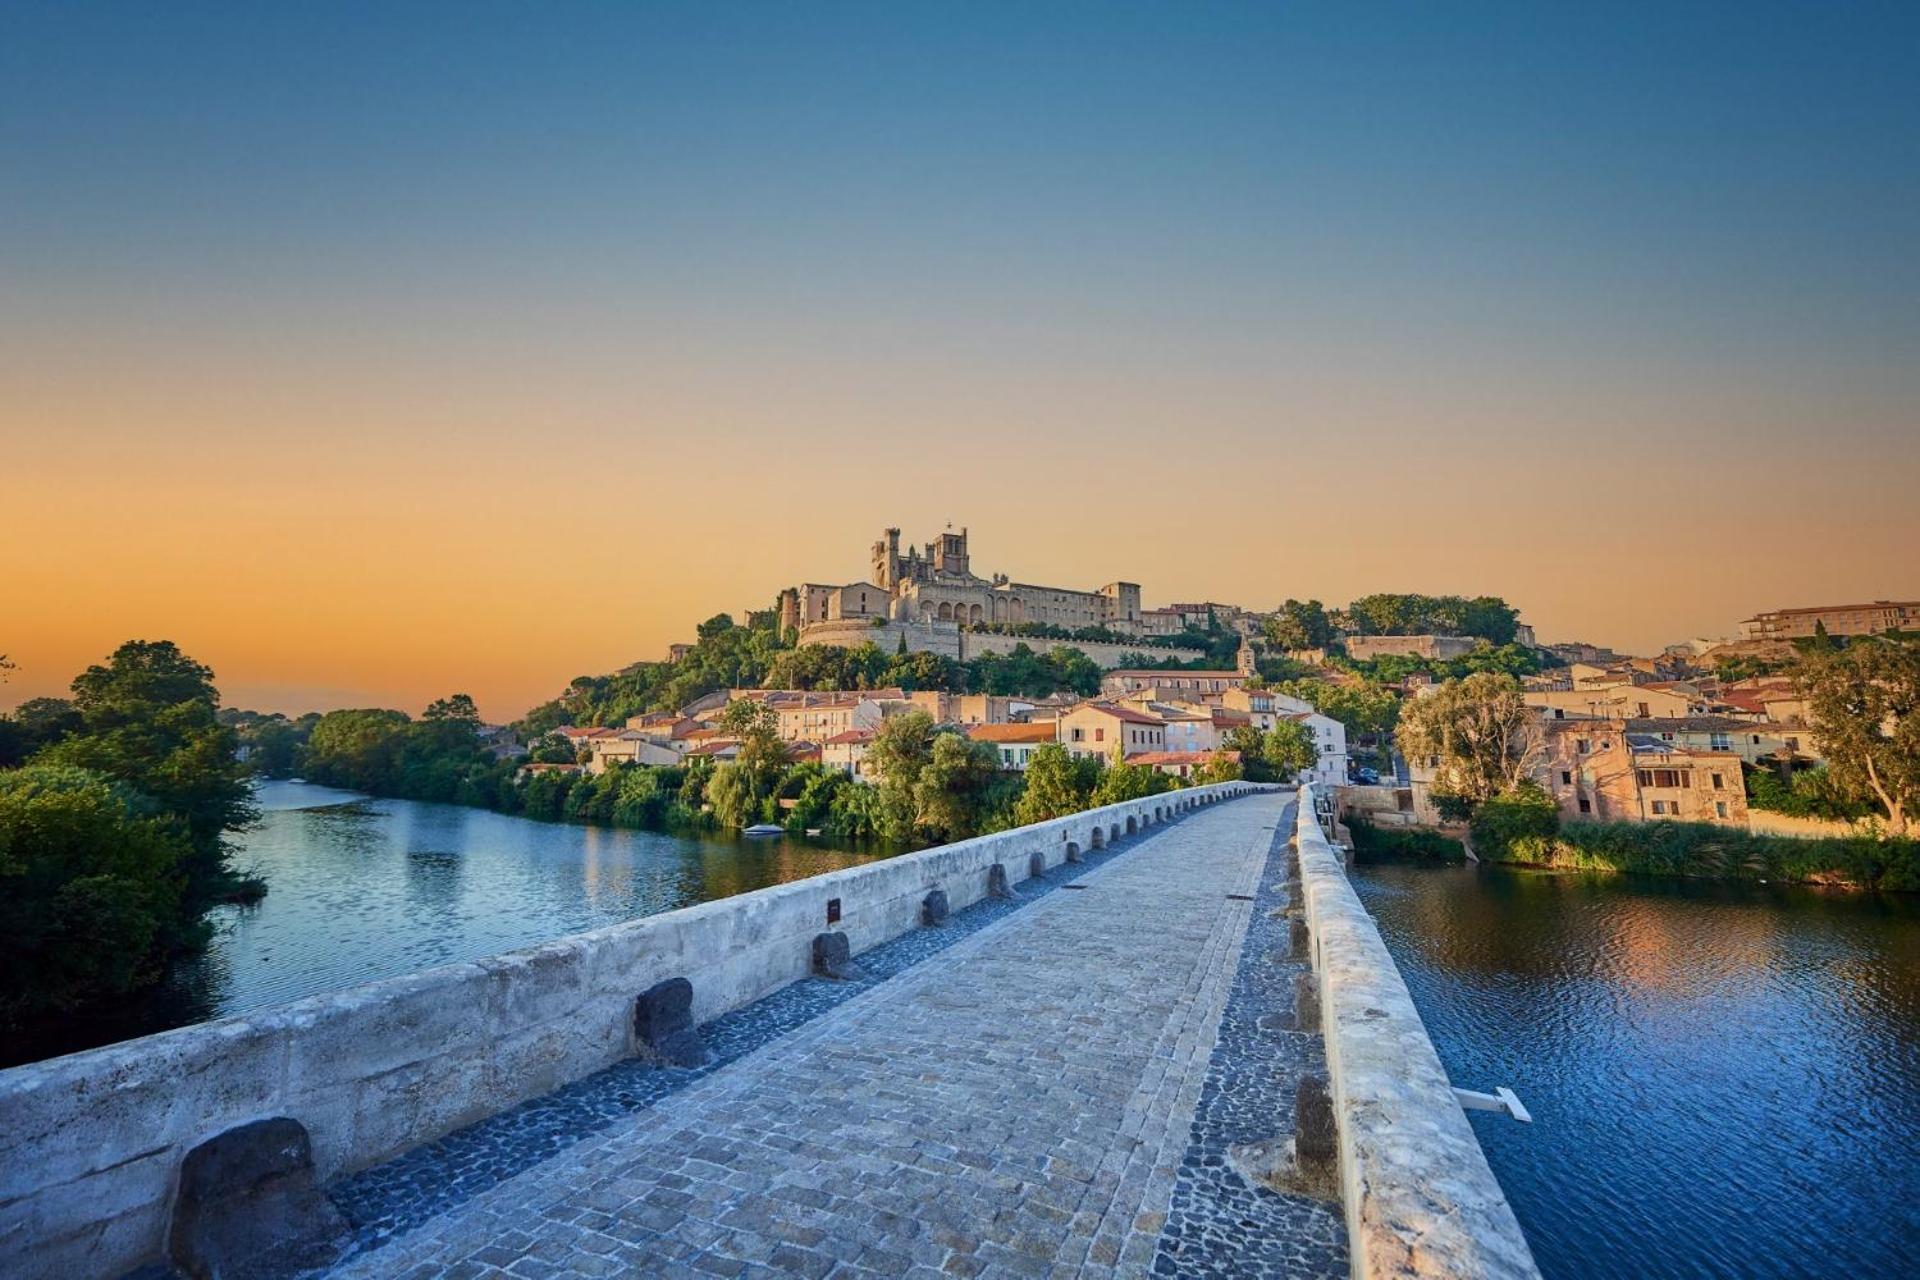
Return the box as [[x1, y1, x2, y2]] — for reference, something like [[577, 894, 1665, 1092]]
[[1210, 708, 1252, 727], [1718, 692, 1771, 715], [1075, 702, 1164, 726], [1623, 716, 1760, 733], [1105, 670, 1243, 679], [1130, 750, 1240, 767], [966, 723, 1057, 744], [823, 729, 875, 746]]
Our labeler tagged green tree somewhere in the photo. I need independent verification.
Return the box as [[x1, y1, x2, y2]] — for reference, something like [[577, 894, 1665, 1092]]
[[1394, 672, 1544, 808], [0, 696, 84, 766], [0, 765, 200, 1023], [1262, 600, 1333, 651], [423, 693, 480, 723], [1468, 780, 1560, 859], [1276, 679, 1399, 739], [1800, 641, 1919, 834], [35, 641, 257, 904], [1191, 752, 1244, 785], [1014, 743, 1099, 824], [912, 734, 1000, 841], [1091, 760, 1169, 806], [1262, 720, 1319, 780], [1219, 726, 1273, 781]]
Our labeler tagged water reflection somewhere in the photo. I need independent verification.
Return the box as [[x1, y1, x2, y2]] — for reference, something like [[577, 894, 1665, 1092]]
[[8, 781, 890, 1066], [1351, 858, 1920, 1279]]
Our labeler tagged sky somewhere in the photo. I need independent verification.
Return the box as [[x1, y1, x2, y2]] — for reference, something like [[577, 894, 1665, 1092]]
[[3, 2, 1916, 720]]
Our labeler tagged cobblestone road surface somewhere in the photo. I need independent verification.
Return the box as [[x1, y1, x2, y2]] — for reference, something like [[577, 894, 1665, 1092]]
[[330, 791, 1337, 1280]]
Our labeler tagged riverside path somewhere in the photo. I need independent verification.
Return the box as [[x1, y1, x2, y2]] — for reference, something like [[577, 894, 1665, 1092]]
[[325, 790, 1344, 1280]]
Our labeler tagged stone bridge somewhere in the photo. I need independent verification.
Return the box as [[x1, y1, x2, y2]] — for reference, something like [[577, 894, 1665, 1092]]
[[1, 784, 1537, 1279]]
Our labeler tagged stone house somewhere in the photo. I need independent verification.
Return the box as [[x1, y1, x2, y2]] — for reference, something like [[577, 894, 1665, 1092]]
[[1056, 703, 1166, 760], [1540, 720, 1747, 825], [964, 722, 1059, 771]]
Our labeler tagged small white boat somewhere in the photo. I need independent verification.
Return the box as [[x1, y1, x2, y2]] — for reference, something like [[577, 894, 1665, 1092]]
[[743, 824, 785, 837]]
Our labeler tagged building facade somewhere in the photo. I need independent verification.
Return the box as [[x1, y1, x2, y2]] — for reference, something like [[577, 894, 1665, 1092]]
[[1740, 600, 1920, 641]]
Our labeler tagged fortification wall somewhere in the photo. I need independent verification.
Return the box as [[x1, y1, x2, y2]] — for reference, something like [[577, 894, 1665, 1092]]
[[795, 617, 1207, 671], [0, 785, 1263, 1278], [957, 630, 1208, 669]]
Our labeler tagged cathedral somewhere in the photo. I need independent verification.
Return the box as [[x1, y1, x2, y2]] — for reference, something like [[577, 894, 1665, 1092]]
[[780, 527, 1143, 634]]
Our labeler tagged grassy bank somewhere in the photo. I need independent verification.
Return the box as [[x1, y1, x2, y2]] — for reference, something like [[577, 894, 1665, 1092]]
[[1347, 817, 1467, 863], [1495, 821, 1919, 892]]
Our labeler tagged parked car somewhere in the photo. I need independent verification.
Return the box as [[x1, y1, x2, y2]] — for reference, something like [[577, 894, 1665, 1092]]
[[1351, 765, 1381, 784]]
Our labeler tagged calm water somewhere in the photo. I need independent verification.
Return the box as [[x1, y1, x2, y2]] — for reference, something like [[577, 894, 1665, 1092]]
[[12, 780, 887, 1066], [1350, 858, 1920, 1279]]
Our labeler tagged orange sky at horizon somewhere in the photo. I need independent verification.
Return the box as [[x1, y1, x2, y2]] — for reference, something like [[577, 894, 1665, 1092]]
[[5, 6, 1917, 722], [6, 336, 1916, 722]]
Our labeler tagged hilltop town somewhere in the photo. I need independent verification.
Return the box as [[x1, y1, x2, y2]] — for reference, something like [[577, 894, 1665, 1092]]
[[477, 525, 1914, 851]]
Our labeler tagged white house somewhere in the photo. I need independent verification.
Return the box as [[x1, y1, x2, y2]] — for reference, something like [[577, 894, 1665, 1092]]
[[1290, 712, 1349, 787]]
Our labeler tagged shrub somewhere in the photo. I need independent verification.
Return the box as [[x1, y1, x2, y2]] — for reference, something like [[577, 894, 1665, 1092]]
[[1347, 816, 1466, 862], [1491, 818, 1919, 891], [0, 765, 200, 1022], [1469, 781, 1559, 860]]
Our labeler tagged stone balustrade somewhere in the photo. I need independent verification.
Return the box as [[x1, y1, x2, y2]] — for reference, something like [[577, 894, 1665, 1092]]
[[1293, 784, 1540, 1279], [0, 783, 1260, 1279]]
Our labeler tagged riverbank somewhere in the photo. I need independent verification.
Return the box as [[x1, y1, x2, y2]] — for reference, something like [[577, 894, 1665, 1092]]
[[1488, 820, 1920, 892], [2, 783, 888, 1068]]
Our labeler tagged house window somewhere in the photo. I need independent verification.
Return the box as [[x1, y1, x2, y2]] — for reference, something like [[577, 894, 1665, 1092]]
[[1716, 802, 1729, 819], [1711, 773, 1724, 790], [1578, 796, 1591, 814], [1553, 709, 1565, 719], [1711, 733, 1731, 751], [1560, 771, 1573, 786], [1071, 728, 1084, 743], [1576, 739, 1591, 754], [1095, 728, 1105, 742], [1651, 800, 1669, 815]]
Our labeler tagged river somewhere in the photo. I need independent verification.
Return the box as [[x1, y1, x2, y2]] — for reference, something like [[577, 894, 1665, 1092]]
[[9, 780, 888, 1067], [1350, 857, 1920, 1279]]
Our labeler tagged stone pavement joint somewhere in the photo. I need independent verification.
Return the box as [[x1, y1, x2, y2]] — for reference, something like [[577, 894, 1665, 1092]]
[[327, 792, 1336, 1279]]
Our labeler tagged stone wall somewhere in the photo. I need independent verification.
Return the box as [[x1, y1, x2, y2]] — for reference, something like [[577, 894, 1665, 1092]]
[[0, 784, 1264, 1279], [795, 617, 1207, 671], [958, 630, 1208, 669], [1294, 785, 1540, 1279]]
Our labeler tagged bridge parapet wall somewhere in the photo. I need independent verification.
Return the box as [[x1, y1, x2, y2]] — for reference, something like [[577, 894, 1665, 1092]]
[[0, 782, 1267, 1279], [1295, 784, 1540, 1279]]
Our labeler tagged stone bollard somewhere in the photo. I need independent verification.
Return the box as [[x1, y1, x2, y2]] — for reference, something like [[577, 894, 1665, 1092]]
[[634, 977, 706, 1067], [811, 931, 863, 981], [168, 1117, 348, 1280], [1065, 841, 1082, 863], [922, 888, 950, 926], [1029, 849, 1047, 879], [1295, 1074, 1338, 1174], [1294, 973, 1320, 1033], [988, 863, 1011, 899], [1289, 917, 1312, 961]]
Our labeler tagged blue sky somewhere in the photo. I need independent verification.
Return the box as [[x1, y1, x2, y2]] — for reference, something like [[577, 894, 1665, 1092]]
[[3, 2, 1916, 713]]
